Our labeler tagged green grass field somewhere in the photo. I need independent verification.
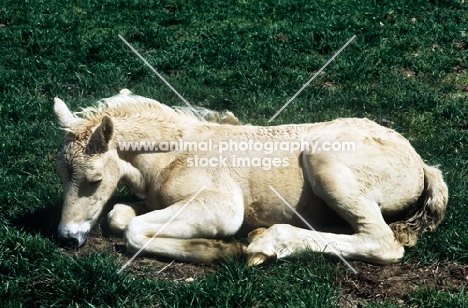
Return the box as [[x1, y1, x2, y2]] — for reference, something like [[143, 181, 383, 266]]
[[1, 0, 467, 306]]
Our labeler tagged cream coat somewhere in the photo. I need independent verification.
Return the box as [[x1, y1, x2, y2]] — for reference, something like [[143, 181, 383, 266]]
[[54, 90, 448, 265]]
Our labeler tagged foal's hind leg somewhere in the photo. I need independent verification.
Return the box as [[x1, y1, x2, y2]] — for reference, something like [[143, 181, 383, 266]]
[[247, 159, 405, 265], [247, 202, 404, 266], [107, 202, 147, 235]]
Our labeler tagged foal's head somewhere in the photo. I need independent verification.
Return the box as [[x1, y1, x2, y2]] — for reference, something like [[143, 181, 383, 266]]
[[53, 91, 240, 247], [54, 98, 121, 247]]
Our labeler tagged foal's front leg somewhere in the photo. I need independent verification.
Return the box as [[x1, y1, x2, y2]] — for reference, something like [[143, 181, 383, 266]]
[[124, 190, 246, 263], [107, 201, 148, 235]]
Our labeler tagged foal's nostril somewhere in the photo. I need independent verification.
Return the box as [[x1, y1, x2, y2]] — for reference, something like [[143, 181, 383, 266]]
[[58, 235, 79, 248], [57, 230, 89, 248]]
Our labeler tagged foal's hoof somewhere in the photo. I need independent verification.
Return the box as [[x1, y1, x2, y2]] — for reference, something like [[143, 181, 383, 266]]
[[247, 252, 269, 267]]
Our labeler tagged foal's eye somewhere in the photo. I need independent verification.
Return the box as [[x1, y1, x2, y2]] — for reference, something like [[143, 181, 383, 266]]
[[86, 172, 103, 185], [89, 179, 102, 185], [87, 177, 102, 185]]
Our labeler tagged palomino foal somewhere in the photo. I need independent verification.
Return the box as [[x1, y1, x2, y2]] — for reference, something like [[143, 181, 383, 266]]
[[54, 90, 448, 266]]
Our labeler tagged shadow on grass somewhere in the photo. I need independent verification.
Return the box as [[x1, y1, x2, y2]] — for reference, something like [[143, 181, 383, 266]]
[[13, 201, 62, 241]]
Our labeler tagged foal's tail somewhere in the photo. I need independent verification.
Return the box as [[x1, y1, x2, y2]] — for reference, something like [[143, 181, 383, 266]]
[[390, 164, 448, 247]]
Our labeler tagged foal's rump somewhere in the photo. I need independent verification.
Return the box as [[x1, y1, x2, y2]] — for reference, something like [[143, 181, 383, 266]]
[[301, 118, 447, 246]]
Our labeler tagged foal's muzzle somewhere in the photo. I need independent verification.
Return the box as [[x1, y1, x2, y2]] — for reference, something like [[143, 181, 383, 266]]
[[57, 223, 90, 248], [58, 232, 88, 248]]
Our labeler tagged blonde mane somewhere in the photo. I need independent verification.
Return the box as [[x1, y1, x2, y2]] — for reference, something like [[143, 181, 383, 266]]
[[67, 91, 240, 139]]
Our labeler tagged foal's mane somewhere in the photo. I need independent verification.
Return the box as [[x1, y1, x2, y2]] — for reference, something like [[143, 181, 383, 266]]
[[68, 92, 240, 140]]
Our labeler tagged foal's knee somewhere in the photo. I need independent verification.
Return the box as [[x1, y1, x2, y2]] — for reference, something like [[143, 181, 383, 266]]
[[107, 204, 138, 235]]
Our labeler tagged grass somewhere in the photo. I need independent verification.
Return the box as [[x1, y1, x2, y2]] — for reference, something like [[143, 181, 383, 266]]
[[1, 0, 467, 306]]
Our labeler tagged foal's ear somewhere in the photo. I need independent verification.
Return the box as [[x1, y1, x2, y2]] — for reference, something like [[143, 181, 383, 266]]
[[54, 98, 79, 129], [86, 116, 114, 155]]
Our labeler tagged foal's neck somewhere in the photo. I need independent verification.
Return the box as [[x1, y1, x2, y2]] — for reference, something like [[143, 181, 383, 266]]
[[112, 116, 191, 197]]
